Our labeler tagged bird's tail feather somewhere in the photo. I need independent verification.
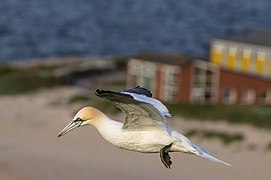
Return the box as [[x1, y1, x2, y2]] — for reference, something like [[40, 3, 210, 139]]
[[171, 131, 231, 166]]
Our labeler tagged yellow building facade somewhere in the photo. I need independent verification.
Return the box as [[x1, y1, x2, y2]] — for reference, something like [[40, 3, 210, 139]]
[[210, 38, 271, 79]]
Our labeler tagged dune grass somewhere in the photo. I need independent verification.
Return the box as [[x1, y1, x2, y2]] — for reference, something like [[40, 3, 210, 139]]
[[0, 58, 124, 95], [266, 142, 271, 151], [67, 94, 92, 104], [0, 64, 61, 95], [185, 129, 244, 145], [165, 103, 271, 130]]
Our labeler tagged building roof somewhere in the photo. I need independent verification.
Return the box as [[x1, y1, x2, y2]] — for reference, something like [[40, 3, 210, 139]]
[[227, 30, 271, 47], [133, 52, 192, 66]]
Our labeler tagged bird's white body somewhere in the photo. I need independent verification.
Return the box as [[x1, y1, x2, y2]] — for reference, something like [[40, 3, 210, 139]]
[[96, 117, 193, 153], [97, 118, 172, 153]]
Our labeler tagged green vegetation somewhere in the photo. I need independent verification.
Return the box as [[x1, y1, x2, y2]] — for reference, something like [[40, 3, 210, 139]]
[[266, 142, 271, 151], [0, 65, 16, 76], [185, 129, 245, 145], [67, 94, 92, 104], [0, 64, 61, 95], [112, 55, 128, 70], [165, 103, 271, 129], [0, 58, 126, 95]]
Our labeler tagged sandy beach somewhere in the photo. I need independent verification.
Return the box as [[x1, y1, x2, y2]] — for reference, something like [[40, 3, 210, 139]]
[[1, 87, 271, 180]]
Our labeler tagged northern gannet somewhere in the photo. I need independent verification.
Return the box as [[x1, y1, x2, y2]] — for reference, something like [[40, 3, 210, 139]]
[[58, 86, 231, 168]]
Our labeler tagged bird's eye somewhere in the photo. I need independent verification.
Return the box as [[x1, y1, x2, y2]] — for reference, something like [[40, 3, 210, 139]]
[[75, 118, 83, 122]]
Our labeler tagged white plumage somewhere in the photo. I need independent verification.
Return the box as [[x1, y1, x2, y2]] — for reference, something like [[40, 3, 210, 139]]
[[58, 87, 231, 168]]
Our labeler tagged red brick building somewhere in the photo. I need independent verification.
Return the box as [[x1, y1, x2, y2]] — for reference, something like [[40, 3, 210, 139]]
[[219, 69, 271, 105], [127, 54, 271, 105]]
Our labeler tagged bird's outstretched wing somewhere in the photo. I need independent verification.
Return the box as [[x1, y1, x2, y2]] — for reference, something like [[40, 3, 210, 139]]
[[95, 86, 171, 131]]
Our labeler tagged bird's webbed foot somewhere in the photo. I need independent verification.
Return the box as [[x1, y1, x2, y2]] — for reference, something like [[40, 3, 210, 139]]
[[160, 143, 173, 169]]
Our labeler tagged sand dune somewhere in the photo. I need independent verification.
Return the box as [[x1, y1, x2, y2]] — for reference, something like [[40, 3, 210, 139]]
[[0, 87, 271, 180]]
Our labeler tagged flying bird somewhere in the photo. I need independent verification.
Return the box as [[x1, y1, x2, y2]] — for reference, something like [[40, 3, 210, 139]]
[[58, 86, 231, 168]]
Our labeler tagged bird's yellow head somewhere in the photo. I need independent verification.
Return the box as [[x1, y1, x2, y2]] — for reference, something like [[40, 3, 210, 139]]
[[58, 106, 105, 137]]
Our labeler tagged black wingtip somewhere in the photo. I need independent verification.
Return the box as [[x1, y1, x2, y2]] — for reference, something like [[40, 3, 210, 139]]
[[95, 89, 111, 98], [95, 89, 100, 96], [124, 86, 152, 97], [95, 89, 108, 97], [95, 87, 152, 98]]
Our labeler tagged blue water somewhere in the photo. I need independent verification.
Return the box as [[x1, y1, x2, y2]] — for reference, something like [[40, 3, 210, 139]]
[[0, 0, 271, 61]]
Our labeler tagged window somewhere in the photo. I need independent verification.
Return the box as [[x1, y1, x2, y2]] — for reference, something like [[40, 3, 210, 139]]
[[227, 48, 237, 69], [167, 71, 178, 85], [222, 89, 237, 104], [143, 77, 152, 90], [127, 60, 140, 87], [193, 87, 215, 104], [204, 88, 213, 103], [138, 62, 156, 92], [259, 89, 271, 104], [194, 68, 200, 85], [240, 89, 255, 105], [163, 66, 178, 102], [256, 58, 265, 74], [192, 63, 217, 104], [211, 45, 223, 64], [206, 70, 214, 86], [164, 85, 177, 102], [242, 49, 251, 71]]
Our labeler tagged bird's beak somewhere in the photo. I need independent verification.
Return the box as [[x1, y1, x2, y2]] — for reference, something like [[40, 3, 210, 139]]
[[58, 120, 83, 138]]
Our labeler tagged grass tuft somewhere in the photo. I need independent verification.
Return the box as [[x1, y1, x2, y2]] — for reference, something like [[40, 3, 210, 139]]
[[67, 94, 92, 104], [165, 103, 271, 129], [0, 63, 62, 95], [266, 142, 271, 151], [185, 129, 245, 145]]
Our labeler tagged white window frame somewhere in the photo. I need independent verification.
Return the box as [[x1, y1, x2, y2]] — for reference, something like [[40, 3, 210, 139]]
[[222, 89, 237, 105]]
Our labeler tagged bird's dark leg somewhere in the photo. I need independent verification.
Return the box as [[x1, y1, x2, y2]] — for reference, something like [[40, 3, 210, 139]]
[[160, 143, 173, 169]]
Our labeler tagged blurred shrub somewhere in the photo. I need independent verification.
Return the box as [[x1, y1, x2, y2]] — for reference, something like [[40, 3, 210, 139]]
[[165, 103, 271, 129], [67, 94, 92, 104], [185, 129, 244, 145], [112, 56, 128, 70], [266, 142, 271, 151], [0, 65, 61, 95], [0, 64, 16, 76]]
